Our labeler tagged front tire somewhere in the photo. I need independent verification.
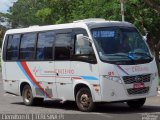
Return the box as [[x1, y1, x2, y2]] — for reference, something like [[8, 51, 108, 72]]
[[22, 85, 43, 106], [127, 98, 146, 109], [76, 88, 94, 112]]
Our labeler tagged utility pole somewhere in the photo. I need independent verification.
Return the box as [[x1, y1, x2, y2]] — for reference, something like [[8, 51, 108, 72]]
[[120, 0, 125, 22]]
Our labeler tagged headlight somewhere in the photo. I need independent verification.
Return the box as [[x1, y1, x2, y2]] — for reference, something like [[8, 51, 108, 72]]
[[103, 75, 122, 84]]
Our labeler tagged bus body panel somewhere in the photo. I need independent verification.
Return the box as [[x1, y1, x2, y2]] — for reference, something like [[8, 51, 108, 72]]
[[99, 59, 158, 102], [4, 62, 21, 95], [100, 76, 158, 102], [24, 61, 58, 99], [1, 20, 158, 104], [54, 61, 74, 101], [2, 60, 101, 101], [71, 61, 101, 101]]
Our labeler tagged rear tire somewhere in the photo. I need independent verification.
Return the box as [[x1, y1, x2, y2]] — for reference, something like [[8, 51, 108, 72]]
[[76, 88, 94, 112], [22, 85, 43, 106], [127, 98, 146, 109]]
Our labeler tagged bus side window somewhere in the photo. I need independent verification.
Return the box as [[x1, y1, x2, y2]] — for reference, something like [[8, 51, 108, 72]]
[[6, 34, 20, 60], [54, 33, 72, 60], [36, 31, 55, 60], [20, 33, 36, 60]]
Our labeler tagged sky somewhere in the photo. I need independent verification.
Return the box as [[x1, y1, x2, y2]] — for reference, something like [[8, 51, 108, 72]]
[[0, 0, 17, 13]]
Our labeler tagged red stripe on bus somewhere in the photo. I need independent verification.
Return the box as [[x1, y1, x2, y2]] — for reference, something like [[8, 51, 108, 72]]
[[20, 62, 51, 98]]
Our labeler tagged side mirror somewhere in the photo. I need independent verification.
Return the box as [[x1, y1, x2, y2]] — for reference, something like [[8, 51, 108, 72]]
[[76, 34, 92, 46], [74, 34, 97, 63], [76, 34, 85, 46], [76, 34, 94, 55]]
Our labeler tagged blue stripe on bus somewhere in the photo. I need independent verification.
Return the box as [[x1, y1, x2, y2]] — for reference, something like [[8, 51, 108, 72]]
[[16, 62, 37, 88], [80, 76, 98, 80]]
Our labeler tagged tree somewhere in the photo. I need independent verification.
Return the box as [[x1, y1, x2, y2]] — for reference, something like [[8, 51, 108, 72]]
[[1, 0, 160, 73], [4, 0, 46, 28], [0, 25, 6, 47], [1, 0, 122, 27], [144, 0, 160, 13], [0, 13, 7, 46], [123, 0, 160, 73]]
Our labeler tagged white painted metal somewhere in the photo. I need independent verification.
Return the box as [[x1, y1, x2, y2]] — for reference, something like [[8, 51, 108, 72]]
[[1, 19, 158, 104]]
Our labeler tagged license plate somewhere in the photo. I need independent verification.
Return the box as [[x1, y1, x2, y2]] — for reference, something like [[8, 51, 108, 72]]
[[133, 83, 144, 89]]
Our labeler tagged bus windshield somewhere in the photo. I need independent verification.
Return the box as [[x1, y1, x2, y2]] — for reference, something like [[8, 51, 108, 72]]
[[91, 27, 152, 64], [91, 27, 152, 62]]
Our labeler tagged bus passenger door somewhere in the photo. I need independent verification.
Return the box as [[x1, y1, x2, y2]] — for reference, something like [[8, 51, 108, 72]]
[[54, 30, 74, 100]]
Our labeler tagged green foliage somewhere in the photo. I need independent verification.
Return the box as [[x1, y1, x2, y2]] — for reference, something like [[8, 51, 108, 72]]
[[36, 8, 52, 23], [124, 0, 160, 51], [0, 25, 6, 47], [0, 0, 160, 50], [0, 0, 160, 73], [3, 0, 158, 35], [0, 0, 159, 49], [2, 0, 122, 26]]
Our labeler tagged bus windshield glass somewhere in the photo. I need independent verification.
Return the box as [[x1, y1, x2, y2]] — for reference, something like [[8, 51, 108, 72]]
[[91, 27, 152, 64]]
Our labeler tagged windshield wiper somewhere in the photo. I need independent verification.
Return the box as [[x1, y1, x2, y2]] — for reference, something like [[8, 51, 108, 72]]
[[107, 53, 135, 61], [129, 52, 153, 59]]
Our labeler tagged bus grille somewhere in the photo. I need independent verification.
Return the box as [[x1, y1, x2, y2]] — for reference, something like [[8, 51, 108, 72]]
[[123, 74, 151, 84], [127, 87, 149, 95]]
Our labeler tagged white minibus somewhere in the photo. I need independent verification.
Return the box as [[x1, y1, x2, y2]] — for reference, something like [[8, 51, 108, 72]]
[[1, 19, 159, 112]]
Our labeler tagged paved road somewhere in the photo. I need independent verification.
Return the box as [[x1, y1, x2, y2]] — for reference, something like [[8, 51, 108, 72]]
[[0, 73, 160, 120]]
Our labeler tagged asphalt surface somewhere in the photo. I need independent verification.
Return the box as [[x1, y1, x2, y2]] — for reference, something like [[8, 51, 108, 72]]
[[0, 72, 160, 120]]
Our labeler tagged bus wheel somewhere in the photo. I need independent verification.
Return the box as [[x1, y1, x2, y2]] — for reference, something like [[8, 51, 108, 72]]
[[127, 98, 146, 109], [22, 85, 43, 106], [76, 88, 94, 112]]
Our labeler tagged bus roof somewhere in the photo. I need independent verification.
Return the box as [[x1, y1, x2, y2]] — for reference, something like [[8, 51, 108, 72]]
[[5, 19, 134, 34]]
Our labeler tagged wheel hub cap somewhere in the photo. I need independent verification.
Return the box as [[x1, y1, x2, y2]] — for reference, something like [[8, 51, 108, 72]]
[[24, 89, 31, 103], [80, 94, 90, 107]]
